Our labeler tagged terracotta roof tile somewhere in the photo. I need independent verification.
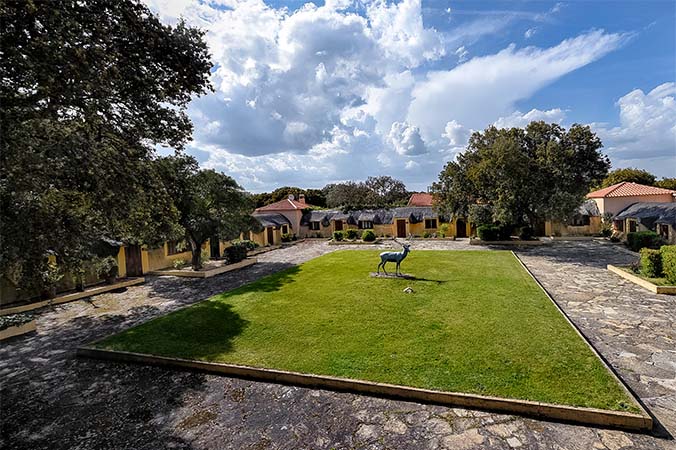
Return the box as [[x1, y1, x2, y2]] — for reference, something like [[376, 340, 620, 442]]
[[255, 197, 310, 212], [586, 182, 676, 199], [407, 192, 434, 206]]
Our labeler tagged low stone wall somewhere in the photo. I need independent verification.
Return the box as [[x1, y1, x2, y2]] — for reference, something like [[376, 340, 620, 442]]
[[149, 258, 257, 279]]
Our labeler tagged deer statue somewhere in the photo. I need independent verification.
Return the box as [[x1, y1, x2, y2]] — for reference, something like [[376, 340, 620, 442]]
[[377, 243, 411, 276]]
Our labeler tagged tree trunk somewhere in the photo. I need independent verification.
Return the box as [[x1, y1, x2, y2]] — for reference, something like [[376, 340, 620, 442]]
[[189, 237, 203, 271]]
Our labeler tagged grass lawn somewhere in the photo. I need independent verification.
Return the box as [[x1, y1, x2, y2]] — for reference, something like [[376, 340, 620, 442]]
[[97, 250, 638, 412], [618, 266, 674, 286]]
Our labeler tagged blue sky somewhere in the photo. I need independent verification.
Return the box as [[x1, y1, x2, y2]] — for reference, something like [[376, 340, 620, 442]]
[[147, 0, 675, 192]]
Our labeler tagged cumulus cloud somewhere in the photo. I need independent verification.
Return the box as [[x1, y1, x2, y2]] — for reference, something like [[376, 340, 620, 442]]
[[594, 83, 676, 173], [524, 28, 537, 39], [388, 121, 428, 156], [140, 0, 633, 190], [493, 108, 566, 128]]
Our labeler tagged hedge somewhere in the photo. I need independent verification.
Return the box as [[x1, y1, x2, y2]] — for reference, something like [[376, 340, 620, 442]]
[[661, 245, 676, 284], [477, 224, 499, 241], [224, 244, 248, 264], [626, 231, 664, 252], [332, 230, 344, 241], [362, 230, 376, 242], [639, 248, 662, 278]]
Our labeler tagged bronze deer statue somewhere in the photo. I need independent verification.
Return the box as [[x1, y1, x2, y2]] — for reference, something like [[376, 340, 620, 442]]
[[377, 243, 411, 276]]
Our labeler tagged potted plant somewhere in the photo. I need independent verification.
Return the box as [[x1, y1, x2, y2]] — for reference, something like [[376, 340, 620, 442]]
[[41, 261, 63, 299], [96, 256, 119, 284]]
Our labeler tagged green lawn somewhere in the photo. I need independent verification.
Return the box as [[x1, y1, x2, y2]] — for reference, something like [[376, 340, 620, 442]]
[[98, 250, 637, 412]]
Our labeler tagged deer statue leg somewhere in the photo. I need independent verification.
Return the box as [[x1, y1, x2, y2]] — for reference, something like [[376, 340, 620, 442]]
[[382, 261, 388, 275], [396, 261, 400, 275]]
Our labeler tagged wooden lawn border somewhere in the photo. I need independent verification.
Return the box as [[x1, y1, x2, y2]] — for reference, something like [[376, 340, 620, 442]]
[[607, 265, 676, 295]]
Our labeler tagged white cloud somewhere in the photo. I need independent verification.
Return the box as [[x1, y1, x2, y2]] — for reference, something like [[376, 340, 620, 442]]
[[594, 83, 676, 173], [140, 1, 633, 190], [388, 121, 428, 156], [408, 30, 629, 141], [493, 108, 566, 128], [524, 28, 537, 39]]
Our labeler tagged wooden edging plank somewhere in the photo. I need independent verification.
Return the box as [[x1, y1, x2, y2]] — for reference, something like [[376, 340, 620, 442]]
[[469, 239, 546, 246], [510, 252, 653, 431], [77, 346, 651, 431], [0, 278, 145, 316], [0, 320, 37, 341], [607, 265, 676, 295]]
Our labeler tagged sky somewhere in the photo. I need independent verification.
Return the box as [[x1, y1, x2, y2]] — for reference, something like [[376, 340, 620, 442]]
[[145, 0, 676, 192]]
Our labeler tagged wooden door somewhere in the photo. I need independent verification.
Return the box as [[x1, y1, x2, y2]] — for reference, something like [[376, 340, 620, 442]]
[[334, 220, 343, 231], [456, 219, 467, 238], [125, 245, 143, 277], [267, 227, 274, 245], [396, 220, 407, 238]]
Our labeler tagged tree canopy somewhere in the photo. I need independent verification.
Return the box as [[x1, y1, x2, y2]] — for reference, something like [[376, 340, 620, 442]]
[[431, 122, 610, 227], [252, 187, 327, 208], [156, 155, 254, 270], [600, 168, 657, 188], [0, 0, 212, 288], [656, 178, 676, 190], [324, 176, 409, 210]]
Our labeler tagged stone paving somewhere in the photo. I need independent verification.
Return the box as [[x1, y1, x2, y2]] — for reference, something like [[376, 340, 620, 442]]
[[0, 240, 674, 450]]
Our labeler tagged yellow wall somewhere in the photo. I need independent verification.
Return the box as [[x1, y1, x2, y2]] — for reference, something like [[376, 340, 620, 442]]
[[545, 216, 602, 236], [142, 241, 210, 272], [249, 227, 282, 246]]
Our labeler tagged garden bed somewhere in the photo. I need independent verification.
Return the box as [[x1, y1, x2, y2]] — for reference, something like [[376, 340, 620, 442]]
[[607, 265, 676, 294], [0, 314, 36, 340], [148, 258, 257, 278], [0, 277, 146, 316], [83, 250, 649, 429]]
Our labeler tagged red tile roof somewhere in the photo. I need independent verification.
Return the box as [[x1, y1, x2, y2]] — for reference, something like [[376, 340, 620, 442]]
[[407, 192, 434, 207], [587, 182, 676, 199], [255, 197, 310, 212]]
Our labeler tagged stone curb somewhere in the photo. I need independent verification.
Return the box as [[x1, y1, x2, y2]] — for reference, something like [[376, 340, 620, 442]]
[[511, 252, 653, 431]]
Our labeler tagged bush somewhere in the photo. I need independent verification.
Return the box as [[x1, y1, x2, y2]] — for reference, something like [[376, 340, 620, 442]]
[[661, 245, 676, 284], [281, 233, 292, 243], [518, 226, 534, 240], [231, 239, 258, 251], [345, 229, 358, 240], [224, 244, 248, 264], [497, 224, 513, 240], [172, 259, 187, 269], [626, 231, 664, 252], [362, 230, 376, 242], [95, 256, 118, 282], [477, 224, 499, 241], [422, 230, 431, 238], [333, 230, 344, 241], [200, 248, 210, 264], [639, 248, 662, 278], [438, 223, 449, 238]]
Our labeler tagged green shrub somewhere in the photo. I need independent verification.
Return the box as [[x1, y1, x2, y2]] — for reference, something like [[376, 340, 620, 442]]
[[518, 226, 534, 241], [281, 233, 292, 243], [422, 230, 431, 238], [661, 245, 676, 284], [639, 248, 662, 278], [477, 224, 499, 241], [362, 230, 376, 242], [333, 231, 344, 241], [626, 231, 664, 252], [345, 229, 358, 240], [224, 244, 248, 264], [438, 223, 449, 238], [200, 248, 210, 264], [497, 224, 513, 240], [231, 239, 258, 251], [95, 256, 118, 281], [172, 259, 187, 269]]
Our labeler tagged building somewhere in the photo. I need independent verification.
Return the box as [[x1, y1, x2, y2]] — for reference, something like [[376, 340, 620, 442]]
[[249, 194, 310, 245], [586, 182, 676, 216], [613, 202, 676, 244]]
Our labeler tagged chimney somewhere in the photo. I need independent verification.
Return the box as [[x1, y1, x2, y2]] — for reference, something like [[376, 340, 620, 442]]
[[288, 194, 295, 201], [299, 193, 306, 203]]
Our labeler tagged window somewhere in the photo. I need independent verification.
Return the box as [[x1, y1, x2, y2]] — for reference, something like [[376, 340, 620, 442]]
[[615, 220, 624, 232], [167, 240, 186, 256], [358, 221, 373, 229], [424, 219, 437, 229], [310, 221, 320, 231], [629, 220, 637, 233], [281, 225, 289, 234], [659, 224, 669, 239], [570, 214, 591, 226]]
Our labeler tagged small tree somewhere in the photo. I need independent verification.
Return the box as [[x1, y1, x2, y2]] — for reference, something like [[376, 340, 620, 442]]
[[158, 155, 253, 270], [600, 168, 656, 188]]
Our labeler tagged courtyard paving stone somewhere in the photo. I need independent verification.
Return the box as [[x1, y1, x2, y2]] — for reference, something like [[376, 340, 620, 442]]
[[0, 240, 673, 449]]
